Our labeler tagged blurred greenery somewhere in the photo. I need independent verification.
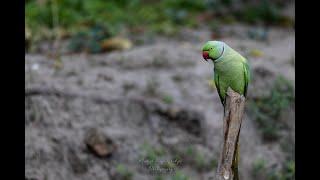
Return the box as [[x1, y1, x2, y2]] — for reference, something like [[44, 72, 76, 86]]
[[139, 142, 167, 168], [248, 76, 294, 141], [252, 158, 267, 178], [234, 1, 287, 24], [162, 94, 174, 104], [115, 164, 134, 180], [26, 0, 205, 38], [68, 25, 111, 53], [171, 171, 189, 180], [26, 0, 293, 42], [173, 145, 217, 172], [251, 158, 295, 180]]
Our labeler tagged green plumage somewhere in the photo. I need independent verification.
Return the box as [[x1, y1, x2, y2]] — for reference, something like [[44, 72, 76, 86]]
[[202, 41, 250, 105], [202, 41, 250, 179]]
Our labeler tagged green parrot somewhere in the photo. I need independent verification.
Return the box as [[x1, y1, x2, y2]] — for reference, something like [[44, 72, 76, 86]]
[[202, 41, 250, 105], [202, 41, 250, 179]]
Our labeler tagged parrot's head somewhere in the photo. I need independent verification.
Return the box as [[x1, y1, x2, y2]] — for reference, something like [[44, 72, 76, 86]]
[[202, 41, 224, 62]]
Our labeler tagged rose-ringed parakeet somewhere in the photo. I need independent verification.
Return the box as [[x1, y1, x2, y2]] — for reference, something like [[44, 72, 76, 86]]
[[202, 41, 250, 179], [202, 41, 250, 105]]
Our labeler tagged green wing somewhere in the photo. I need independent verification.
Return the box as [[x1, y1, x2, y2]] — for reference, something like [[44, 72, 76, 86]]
[[242, 62, 250, 97], [214, 72, 224, 104]]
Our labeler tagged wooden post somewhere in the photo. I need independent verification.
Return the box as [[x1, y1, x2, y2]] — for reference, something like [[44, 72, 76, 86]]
[[215, 88, 246, 180]]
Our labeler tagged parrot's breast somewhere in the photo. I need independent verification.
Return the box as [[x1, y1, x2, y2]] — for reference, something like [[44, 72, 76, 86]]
[[213, 47, 248, 100]]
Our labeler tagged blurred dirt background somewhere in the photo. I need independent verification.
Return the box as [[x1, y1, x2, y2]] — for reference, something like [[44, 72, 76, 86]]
[[25, 0, 295, 180]]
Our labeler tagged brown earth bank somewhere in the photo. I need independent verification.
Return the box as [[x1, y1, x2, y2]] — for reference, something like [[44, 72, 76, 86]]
[[25, 23, 294, 180]]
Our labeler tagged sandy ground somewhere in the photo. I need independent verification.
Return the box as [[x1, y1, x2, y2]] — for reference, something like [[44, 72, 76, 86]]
[[25, 23, 294, 180]]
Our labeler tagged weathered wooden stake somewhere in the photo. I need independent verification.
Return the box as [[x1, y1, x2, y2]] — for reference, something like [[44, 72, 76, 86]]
[[215, 88, 246, 180]]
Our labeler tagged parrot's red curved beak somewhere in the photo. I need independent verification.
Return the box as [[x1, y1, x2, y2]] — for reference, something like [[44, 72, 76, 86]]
[[202, 51, 209, 61]]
